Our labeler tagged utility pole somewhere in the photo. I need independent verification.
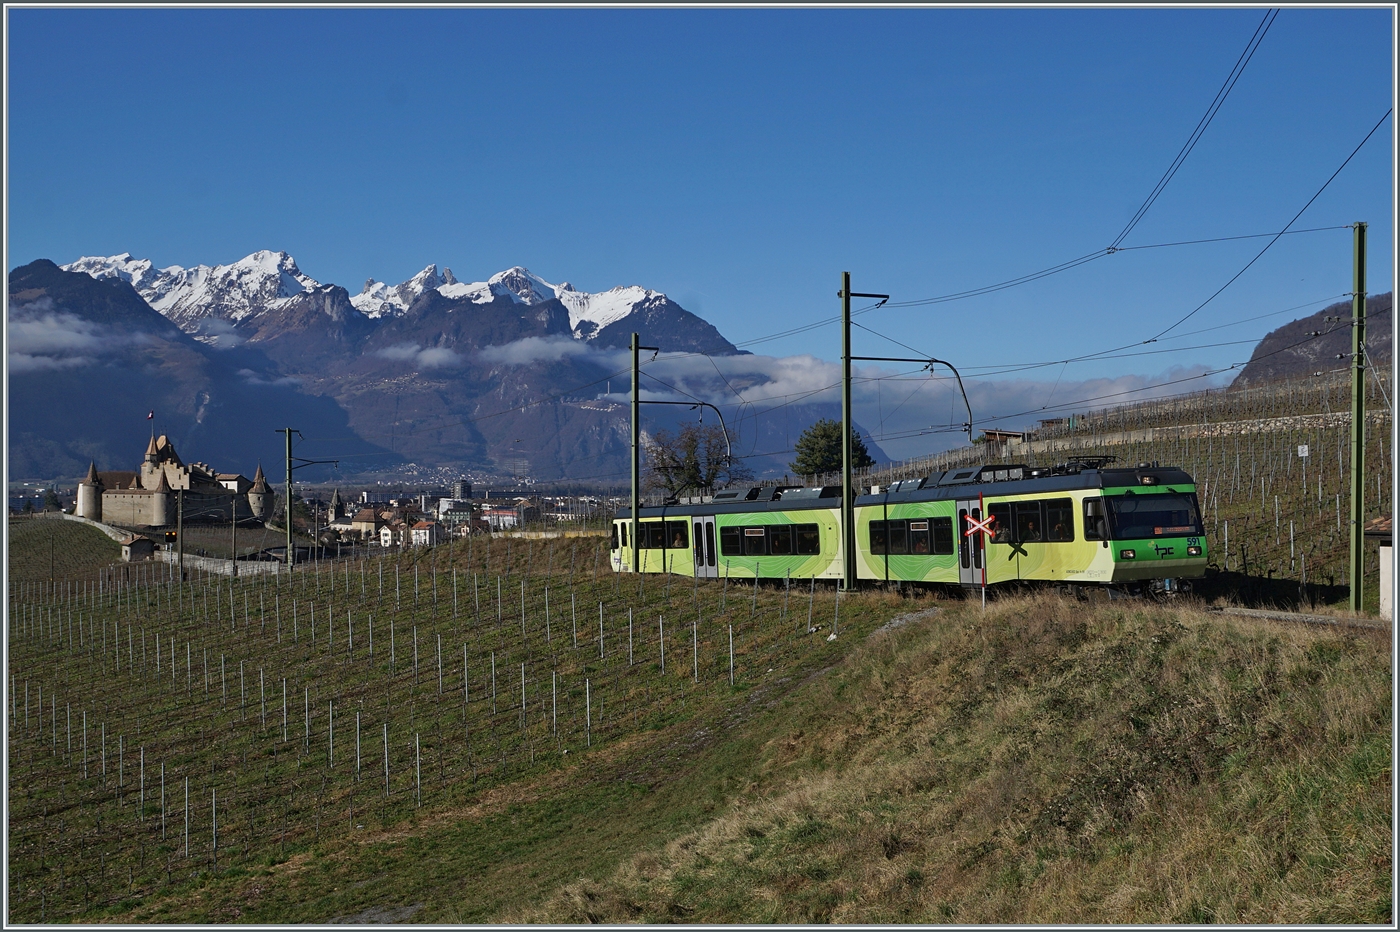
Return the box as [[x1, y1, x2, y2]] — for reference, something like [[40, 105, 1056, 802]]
[[177, 488, 184, 581], [1349, 221, 1367, 612], [842, 273, 853, 590], [279, 428, 294, 569], [839, 274, 890, 591], [630, 332, 658, 575], [230, 497, 238, 578]]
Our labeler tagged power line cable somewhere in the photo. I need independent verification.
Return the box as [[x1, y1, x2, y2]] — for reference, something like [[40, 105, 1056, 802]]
[[1110, 9, 1278, 249], [1145, 107, 1393, 342]]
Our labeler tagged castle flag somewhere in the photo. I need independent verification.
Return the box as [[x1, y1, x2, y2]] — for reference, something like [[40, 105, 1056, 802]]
[[147, 411, 153, 420]]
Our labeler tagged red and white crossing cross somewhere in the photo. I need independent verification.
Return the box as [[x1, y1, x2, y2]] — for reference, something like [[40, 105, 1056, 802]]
[[964, 512, 996, 539]]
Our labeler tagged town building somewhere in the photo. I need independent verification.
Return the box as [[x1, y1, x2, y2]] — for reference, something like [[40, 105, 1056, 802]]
[[409, 520, 447, 547]]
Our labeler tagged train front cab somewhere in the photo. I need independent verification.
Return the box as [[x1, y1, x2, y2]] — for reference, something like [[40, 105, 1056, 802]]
[[856, 483, 1207, 595]]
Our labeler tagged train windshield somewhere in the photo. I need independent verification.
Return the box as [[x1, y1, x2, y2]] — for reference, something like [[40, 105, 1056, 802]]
[[1104, 492, 1202, 539]]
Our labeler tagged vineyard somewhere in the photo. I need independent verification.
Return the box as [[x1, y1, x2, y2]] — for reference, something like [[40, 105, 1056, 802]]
[[5, 523, 911, 923]]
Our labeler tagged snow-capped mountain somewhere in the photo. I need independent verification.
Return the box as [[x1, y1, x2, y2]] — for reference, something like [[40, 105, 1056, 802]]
[[66, 252, 713, 347], [355, 264, 671, 340], [63, 250, 322, 330]]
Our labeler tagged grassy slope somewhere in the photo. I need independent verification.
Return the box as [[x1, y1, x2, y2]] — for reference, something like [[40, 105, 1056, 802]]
[[7, 517, 120, 584], [514, 595, 1392, 924]]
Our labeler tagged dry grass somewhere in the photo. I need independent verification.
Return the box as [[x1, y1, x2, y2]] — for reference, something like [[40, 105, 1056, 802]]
[[511, 593, 1392, 924]]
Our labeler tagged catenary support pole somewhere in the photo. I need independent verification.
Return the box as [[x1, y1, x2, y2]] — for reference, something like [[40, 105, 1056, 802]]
[[841, 272, 854, 589], [1349, 221, 1367, 612]]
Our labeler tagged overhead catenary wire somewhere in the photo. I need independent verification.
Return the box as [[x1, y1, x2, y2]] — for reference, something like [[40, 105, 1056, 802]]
[[1109, 9, 1279, 250], [1144, 107, 1393, 342]]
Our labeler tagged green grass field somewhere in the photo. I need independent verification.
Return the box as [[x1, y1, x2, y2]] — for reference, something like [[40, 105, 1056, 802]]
[[6, 515, 1390, 923]]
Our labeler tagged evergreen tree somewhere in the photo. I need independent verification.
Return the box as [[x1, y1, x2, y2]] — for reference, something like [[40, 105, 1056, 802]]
[[789, 418, 874, 476]]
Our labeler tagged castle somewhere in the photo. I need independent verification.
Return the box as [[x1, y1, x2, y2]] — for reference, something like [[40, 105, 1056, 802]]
[[76, 434, 273, 527]]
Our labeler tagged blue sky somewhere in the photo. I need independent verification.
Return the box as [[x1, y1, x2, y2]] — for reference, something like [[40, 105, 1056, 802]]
[[6, 7, 1395, 457]]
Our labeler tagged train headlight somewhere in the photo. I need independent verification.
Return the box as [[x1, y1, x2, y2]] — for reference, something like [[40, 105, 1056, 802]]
[[1119, 549, 1136, 560], [1187, 545, 1202, 556]]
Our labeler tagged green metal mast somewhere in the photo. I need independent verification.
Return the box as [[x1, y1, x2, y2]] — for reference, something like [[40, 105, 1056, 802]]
[[841, 272, 855, 590], [631, 332, 642, 575], [280, 427, 294, 570], [1348, 222, 1367, 612]]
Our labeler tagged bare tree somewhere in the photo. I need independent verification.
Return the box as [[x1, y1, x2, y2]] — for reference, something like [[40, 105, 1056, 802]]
[[643, 424, 752, 498]]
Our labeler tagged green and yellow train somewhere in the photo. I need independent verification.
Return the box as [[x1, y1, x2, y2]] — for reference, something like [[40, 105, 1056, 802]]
[[611, 460, 1207, 596]]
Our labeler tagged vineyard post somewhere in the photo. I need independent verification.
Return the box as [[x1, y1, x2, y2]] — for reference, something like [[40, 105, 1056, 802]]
[[184, 777, 189, 858], [356, 711, 361, 779], [415, 733, 421, 807], [383, 723, 389, 796], [729, 625, 734, 686], [585, 678, 591, 747]]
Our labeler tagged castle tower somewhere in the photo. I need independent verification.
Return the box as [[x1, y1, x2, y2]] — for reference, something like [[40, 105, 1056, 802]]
[[76, 462, 103, 521], [151, 469, 172, 526], [144, 434, 159, 465], [248, 464, 272, 521]]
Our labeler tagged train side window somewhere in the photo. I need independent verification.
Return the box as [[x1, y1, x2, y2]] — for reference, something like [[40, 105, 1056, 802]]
[[988, 503, 1013, 543], [1045, 499, 1074, 541], [1014, 501, 1044, 542], [796, 524, 820, 555], [957, 509, 970, 568], [888, 520, 908, 554], [666, 520, 688, 549], [769, 525, 794, 555], [908, 520, 930, 554], [1083, 498, 1107, 540], [693, 522, 704, 564], [611, 523, 619, 550], [744, 526, 767, 555], [642, 522, 665, 549], [931, 516, 954, 555], [705, 523, 717, 566], [621, 523, 628, 547], [869, 520, 888, 555], [720, 526, 743, 556]]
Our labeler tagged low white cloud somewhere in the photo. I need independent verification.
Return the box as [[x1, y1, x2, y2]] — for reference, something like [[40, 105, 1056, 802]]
[[463, 336, 1235, 461], [416, 347, 463, 368], [7, 299, 146, 372], [373, 342, 463, 369], [194, 317, 246, 349], [237, 368, 302, 387], [477, 335, 593, 366]]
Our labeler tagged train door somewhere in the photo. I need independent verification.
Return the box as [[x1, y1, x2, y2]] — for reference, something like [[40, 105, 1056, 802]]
[[956, 498, 984, 588], [694, 516, 718, 578]]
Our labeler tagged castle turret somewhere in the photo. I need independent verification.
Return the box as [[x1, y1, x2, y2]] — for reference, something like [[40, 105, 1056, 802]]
[[151, 469, 172, 526], [248, 464, 272, 522], [144, 434, 159, 465], [76, 462, 103, 521]]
